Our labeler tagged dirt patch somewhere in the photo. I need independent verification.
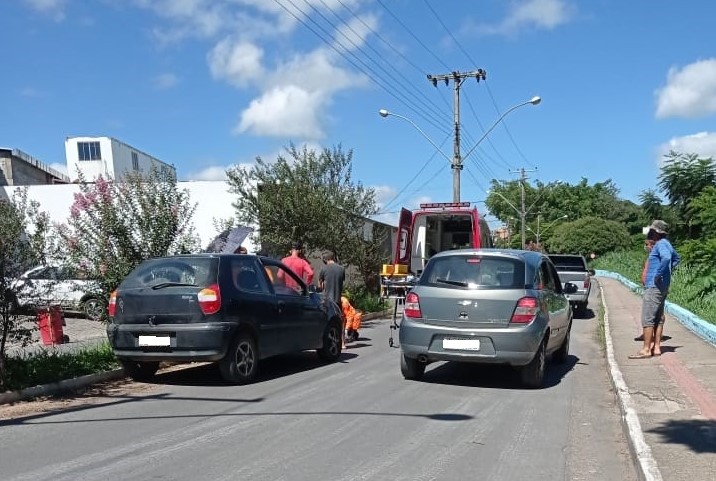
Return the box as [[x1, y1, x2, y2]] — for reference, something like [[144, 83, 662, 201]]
[[0, 363, 198, 421]]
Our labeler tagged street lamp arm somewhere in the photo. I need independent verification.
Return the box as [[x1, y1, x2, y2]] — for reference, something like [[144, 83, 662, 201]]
[[489, 190, 522, 217], [378, 109, 452, 163], [542, 215, 569, 233], [462, 96, 541, 162]]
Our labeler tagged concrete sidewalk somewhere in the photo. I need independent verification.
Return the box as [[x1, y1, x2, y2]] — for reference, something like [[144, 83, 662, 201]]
[[598, 277, 716, 481], [7, 315, 107, 358]]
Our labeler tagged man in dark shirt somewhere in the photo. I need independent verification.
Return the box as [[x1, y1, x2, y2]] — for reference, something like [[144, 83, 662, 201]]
[[318, 251, 345, 305], [319, 251, 346, 347]]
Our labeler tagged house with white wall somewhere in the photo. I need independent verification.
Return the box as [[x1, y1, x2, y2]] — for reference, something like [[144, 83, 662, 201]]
[[64, 136, 176, 182]]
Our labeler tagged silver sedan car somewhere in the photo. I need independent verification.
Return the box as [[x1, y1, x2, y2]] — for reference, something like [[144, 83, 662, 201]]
[[399, 249, 577, 388]]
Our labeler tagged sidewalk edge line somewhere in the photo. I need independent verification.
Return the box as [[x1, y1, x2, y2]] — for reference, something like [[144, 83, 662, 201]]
[[598, 280, 663, 481], [596, 270, 716, 347], [0, 369, 126, 406]]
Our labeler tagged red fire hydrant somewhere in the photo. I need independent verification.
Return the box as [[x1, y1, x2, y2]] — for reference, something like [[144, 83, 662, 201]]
[[37, 306, 66, 345]]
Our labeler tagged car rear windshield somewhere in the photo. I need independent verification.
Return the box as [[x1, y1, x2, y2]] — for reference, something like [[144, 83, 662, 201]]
[[549, 255, 586, 271], [120, 257, 218, 289], [420, 255, 525, 289]]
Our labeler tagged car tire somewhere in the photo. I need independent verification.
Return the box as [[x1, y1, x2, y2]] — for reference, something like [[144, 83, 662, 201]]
[[575, 302, 587, 316], [554, 324, 571, 364], [82, 297, 105, 321], [400, 353, 425, 381], [520, 339, 546, 389], [120, 360, 160, 382], [220, 332, 258, 385], [317, 320, 342, 363]]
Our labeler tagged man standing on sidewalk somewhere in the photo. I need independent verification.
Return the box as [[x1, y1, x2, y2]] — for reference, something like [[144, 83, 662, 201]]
[[630, 220, 680, 359]]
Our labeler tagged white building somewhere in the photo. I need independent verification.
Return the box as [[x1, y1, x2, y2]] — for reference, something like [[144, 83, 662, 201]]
[[64, 136, 176, 182], [1, 181, 258, 253]]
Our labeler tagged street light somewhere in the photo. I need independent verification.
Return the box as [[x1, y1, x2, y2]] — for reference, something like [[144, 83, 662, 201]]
[[377, 109, 451, 163], [379, 95, 541, 203], [534, 214, 568, 245], [461, 96, 541, 162]]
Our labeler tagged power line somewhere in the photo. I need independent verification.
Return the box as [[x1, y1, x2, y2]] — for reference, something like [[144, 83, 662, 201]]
[[485, 80, 537, 170]]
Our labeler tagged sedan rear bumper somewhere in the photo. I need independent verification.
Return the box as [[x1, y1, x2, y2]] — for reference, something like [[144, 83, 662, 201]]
[[106, 322, 236, 362], [399, 317, 546, 367]]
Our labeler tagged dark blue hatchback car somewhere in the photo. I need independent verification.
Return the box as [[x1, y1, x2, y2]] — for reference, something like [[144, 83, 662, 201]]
[[107, 254, 343, 384]]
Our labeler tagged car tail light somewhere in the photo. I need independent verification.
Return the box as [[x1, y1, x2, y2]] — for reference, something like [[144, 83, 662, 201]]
[[511, 296, 539, 324], [198, 284, 221, 315], [108, 290, 117, 317], [404, 292, 422, 318], [583, 274, 591, 289]]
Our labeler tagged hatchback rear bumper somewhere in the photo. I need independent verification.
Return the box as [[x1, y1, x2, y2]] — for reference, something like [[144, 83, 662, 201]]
[[399, 317, 546, 367], [106, 322, 236, 362]]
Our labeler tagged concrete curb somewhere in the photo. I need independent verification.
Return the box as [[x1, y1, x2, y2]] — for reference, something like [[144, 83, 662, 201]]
[[0, 369, 126, 406], [597, 279, 663, 481], [595, 270, 716, 347]]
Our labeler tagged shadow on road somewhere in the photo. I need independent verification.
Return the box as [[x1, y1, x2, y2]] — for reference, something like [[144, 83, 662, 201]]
[[151, 350, 359, 387], [420, 354, 579, 390], [647, 419, 716, 453], [574, 308, 596, 320]]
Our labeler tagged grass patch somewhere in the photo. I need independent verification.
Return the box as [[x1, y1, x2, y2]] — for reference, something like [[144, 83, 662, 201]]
[[2, 342, 119, 393], [593, 250, 716, 325]]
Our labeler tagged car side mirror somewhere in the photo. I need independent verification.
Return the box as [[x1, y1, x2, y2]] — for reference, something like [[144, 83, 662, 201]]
[[588, 269, 595, 276], [564, 282, 578, 294], [307, 284, 317, 294]]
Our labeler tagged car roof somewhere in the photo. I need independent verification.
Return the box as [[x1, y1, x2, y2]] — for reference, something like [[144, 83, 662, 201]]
[[430, 248, 544, 264]]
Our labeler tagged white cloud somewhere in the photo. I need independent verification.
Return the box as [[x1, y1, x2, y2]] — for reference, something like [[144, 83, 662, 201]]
[[469, 0, 575, 36], [153, 73, 179, 89], [333, 13, 377, 51], [657, 132, 716, 163], [49, 162, 68, 175], [655, 59, 716, 119], [20, 87, 44, 98], [207, 38, 264, 88], [136, 0, 373, 140], [186, 165, 229, 181], [235, 85, 326, 139], [23, 0, 67, 21]]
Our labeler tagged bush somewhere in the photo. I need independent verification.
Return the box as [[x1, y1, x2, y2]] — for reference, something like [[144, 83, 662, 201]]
[[547, 216, 631, 256], [3, 342, 119, 392], [344, 284, 386, 313]]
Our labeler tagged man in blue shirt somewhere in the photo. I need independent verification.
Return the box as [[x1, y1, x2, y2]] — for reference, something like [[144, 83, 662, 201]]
[[630, 220, 681, 359]]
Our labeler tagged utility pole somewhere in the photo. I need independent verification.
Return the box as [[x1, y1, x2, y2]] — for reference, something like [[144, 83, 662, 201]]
[[427, 69, 487, 203], [511, 167, 537, 249]]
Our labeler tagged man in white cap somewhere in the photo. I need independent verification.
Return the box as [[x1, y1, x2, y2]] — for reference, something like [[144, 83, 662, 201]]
[[630, 220, 680, 359]]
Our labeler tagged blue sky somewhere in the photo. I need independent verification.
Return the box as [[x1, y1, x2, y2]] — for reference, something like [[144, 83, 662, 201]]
[[2, 0, 716, 227]]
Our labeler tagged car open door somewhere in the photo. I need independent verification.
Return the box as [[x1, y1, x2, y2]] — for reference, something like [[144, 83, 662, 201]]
[[395, 208, 412, 266]]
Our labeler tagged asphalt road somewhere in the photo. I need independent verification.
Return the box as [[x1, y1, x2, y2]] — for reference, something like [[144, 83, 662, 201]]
[[1, 289, 636, 481]]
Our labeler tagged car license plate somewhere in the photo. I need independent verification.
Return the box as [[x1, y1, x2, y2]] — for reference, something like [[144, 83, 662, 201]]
[[443, 338, 480, 350], [138, 335, 171, 347]]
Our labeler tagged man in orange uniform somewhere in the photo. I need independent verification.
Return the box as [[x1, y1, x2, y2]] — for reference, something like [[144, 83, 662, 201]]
[[341, 294, 363, 343], [278, 241, 314, 291]]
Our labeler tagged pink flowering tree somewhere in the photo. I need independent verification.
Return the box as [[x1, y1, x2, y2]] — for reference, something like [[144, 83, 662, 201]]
[[58, 167, 199, 320], [0, 188, 51, 387]]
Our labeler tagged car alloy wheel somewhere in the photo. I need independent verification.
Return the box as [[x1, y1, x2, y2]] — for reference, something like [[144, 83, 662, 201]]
[[317, 321, 342, 362], [83, 298, 104, 321], [234, 339, 256, 378], [220, 333, 259, 384]]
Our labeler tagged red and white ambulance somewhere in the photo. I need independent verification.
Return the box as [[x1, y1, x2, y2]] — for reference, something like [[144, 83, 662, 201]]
[[394, 202, 493, 276]]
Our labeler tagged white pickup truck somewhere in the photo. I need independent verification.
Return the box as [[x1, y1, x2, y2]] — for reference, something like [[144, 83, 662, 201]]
[[548, 254, 594, 316]]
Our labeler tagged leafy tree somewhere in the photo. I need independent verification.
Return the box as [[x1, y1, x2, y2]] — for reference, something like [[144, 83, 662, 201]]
[[56, 167, 199, 318], [639, 188, 663, 220], [0, 188, 51, 388], [546, 216, 631, 256], [658, 151, 716, 240], [226, 144, 383, 287]]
